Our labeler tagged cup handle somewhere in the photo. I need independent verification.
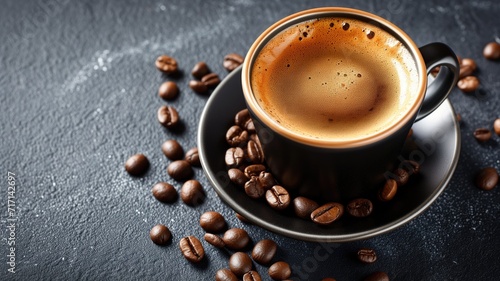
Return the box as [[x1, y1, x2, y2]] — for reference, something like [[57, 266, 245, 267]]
[[415, 43, 460, 121]]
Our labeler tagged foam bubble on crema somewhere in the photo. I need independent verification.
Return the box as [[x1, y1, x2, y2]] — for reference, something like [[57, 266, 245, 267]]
[[251, 17, 419, 141]]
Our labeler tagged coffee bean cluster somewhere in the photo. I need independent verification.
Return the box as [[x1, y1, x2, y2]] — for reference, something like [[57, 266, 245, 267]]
[[189, 61, 222, 94]]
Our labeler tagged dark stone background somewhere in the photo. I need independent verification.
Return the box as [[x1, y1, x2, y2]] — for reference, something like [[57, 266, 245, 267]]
[[1, 0, 499, 280]]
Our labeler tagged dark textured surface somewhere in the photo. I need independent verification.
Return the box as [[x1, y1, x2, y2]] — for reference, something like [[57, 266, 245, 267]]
[[0, 0, 499, 280]]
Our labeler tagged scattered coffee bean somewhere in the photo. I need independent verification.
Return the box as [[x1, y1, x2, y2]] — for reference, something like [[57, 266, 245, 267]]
[[252, 239, 277, 265], [161, 139, 184, 160], [191, 61, 210, 79], [347, 198, 373, 218], [215, 268, 238, 281], [494, 118, 500, 136], [180, 179, 205, 206], [257, 172, 275, 189], [379, 179, 398, 202], [247, 140, 264, 163], [223, 228, 250, 250], [393, 168, 409, 186], [475, 167, 499, 191], [311, 202, 344, 225], [151, 182, 177, 203], [364, 271, 389, 281], [184, 147, 201, 166], [235, 109, 252, 129], [265, 185, 290, 210], [228, 168, 249, 186], [157, 105, 180, 128], [201, 73, 221, 88], [268, 261, 291, 280], [179, 236, 204, 262], [225, 147, 245, 168], [158, 81, 179, 100], [189, 80, 208, 94], [236, 213, 251, 223], [293, 196, 319, 219], [125, 153, 149, 176], [229, 252, 253, 277], [456, 113, 462, 123], [457, 76, 479, 93], [199, 211, 226, 233], [224, 53, 244, 72], [155, 55, 178, 74], [401, 160, 420, 175], [226, 125, 249, 147], [244, 176, 266, 199], [149, 224, 172, 245], [473, 128, 492, 142], [483, 42, 500, 60], [357, 248, 377, 263], [204, 233, 225, 248], [459, 58, 476, 79], [243, 270, 262, 281], [167, 160, 193, 180], [244, 164, 266, 178]]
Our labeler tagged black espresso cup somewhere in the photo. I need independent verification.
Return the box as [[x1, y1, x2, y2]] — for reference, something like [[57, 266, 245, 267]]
[[241, 7, 459, 202]]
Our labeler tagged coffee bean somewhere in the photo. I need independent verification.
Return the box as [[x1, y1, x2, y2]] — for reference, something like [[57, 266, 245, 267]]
[[201, 73, 221, 88], [215, 268, 238, 281], [364, 271, 389, 281], [225, 147, 245, 168], [199, 211, 226, 233], [473, 128, 492, 142], [204, 233, 225, 248], [475, 167, 499, 191], [157, 105, 180, 128], [459, 64, 475, 79], [229, 252, 253, 277], [180, 180, 205, 206], [224, 53, 244, 72], [179, 236, 204, 262], [247, 140, 264, 163], [151, 182, 177, 203], [265, 185, 290, 210], [125, 154, 149, 176], [228, 168, 249, 186], [249, 134, 261, 147], [347, 198, 373, 218], [236, 213, 251, 223], [244, 176, 266, 199], [155, 55, 178, 74], [161, 139, 184, 160], [310, 203, 344, 225], [393, 168, 409, 186], [184, 147, 200, 166], [460, 58, 477, 73], [226, 125, 249, 147], [189, 80, 208, 94], [401, 160, 420, 175], [457, 76, 479, 93], [149, 224, 171, 245], [257, 172, 275, 190], [243, 270, 262, 281], [430, 66, 440, 77], [234, 109, 255, 133], [244, 164, 266, 178], [293, 196, 319, 219], [158, 81, 179, 100], [167, 160, 193, 181], [483, 42, 500, 60], [456, 113, 462, 123], [268, 261, 291, 280], [494, 118, 500, 136], [252, 239, 277, 265], [223, 228, 250, 250], [357, 248, 377, 263], [378, 179, 398, 202], [191, 61, 210, 79]]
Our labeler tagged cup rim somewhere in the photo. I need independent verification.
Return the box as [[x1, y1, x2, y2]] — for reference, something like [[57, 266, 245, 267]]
[[241, 7, 427, 148]]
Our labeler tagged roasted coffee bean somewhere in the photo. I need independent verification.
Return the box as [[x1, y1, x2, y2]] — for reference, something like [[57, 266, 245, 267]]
[[201, 73, 221, 88], [483, 42, 500, 60], [224, 53, 244, 72], [179, 236, 204, 262], [229, 252, 253, 277], [268, 261, 291, 280], [401, 160, 420, 175], [311, 203, 344, 225], [457, 76, 479, 93], [258, 172, 275, 190], [247, 140, 264, 163], [265, 185, 290, 210], [243, 270, 262, 281], [244, 164, 266, 178], [228, 168, 249, 186], [191, 61, 210, 79], [158, 81, 179, 100], [167, 160, 193, 180], [364, 271, 389, 281], [151, 182, 177, 203], [474, 128, 492, 142], [459, 64, 475, 79], [226, 125, 249, 147], [149, 224, 172, 245], [180, 180, 205, 205], [157, 105, 179, 128], [235, 109, 256, 133], [125, 153, 149, 176], [494, 118, 500, 135], [475, 167, 499, 191], [225, 147, 245, 168], [189, 80, 208, 94], [215, 268, 238, 281], [244, 176, 266, 199], [357, 248, 377, 263], [236, 213, 251, 223], [293, 196, 319, 219], [393, 168, 409, 186], [223, 228, 250, 250], [204, 233, 225, 248], [199, 211, 226, 233], [252, 239, 277, 265], [379, 179, 398, 202], [347, 198, 373, 218], [249, 134, 261, 146], [161, 139, 184, 160], [155, 55, 178, 74], [456, 113, 462, 123], [184, 147, 200, 166]]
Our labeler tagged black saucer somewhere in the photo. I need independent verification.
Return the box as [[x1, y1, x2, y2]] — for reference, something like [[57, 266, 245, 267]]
[[198, 66, 460, 242]]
